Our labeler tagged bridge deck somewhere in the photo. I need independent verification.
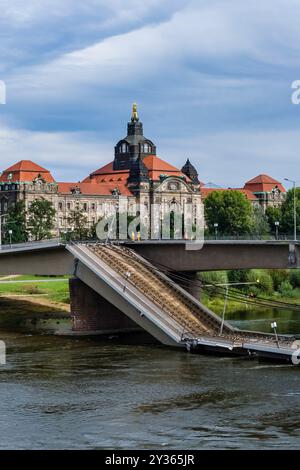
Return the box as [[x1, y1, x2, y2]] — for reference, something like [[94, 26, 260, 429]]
[[67, 243, 296, 362]]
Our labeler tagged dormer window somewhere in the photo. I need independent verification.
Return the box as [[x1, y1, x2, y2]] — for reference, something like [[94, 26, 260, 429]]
[[143, 143, 151, 153], [71, 187, 81, 195]]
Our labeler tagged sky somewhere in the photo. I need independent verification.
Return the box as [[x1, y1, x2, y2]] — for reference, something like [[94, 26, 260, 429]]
[[0, 0, 299, 187]]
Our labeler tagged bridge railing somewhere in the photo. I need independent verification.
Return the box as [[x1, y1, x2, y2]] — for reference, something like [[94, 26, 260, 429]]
[[0, 238, 61, 251], [203, 234, 297, 241], [0, 234, 298, 250]]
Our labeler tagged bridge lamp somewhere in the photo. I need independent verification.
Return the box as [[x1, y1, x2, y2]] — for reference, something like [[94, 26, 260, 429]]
[[274, 221, 280, 240], [8, 229, 12, 248], [213, 223, 219, 240], [271, 321, 279, 348]]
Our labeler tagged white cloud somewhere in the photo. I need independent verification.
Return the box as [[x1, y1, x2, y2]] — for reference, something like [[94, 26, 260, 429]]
[[0, 123, 299, 188], [0, 124, 112, 181], [0, 0, 300, 188], [6, 0, 300, 106], [159, 129, 300, 187]]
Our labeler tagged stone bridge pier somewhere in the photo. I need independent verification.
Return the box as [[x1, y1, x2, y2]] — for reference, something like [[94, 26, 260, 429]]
[[69, 278, 140, 335], [69, 277, 156, 343]]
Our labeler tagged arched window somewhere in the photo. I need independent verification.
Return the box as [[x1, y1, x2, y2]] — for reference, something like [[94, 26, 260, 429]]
[[143, 143, 151, 153]]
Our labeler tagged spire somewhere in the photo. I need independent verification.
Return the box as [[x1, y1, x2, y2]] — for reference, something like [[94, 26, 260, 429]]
[[131, 102, 139, 122]]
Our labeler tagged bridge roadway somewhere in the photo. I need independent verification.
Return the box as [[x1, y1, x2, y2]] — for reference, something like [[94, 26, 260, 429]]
[[0, 239, 299, 276]]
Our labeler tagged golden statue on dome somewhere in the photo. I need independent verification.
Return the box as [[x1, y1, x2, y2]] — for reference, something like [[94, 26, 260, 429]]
[[131, 102, 139, 122]]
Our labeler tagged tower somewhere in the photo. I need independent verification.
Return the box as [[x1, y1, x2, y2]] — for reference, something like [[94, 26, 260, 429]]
[[181, 158, 200, 185], [113, 103, 156, 171]]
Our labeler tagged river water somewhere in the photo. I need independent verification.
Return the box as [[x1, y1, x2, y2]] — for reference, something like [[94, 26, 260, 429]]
[[0, 309, 300, 450]]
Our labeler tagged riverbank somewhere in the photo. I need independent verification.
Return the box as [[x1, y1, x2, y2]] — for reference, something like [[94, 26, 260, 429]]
[[0, 274, 299, 336], [0, 276, 71, 333]]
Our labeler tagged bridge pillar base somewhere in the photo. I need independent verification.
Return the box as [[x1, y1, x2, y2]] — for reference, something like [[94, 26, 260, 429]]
[[169, 271, 201, 301], [69, 277, 142, 335]]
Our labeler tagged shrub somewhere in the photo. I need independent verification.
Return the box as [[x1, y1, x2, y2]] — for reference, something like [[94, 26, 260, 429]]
[[245, 270, 274, 295], [290, 270, 300, 288], [268, 269, 289, 291], [199, 271, 228, 285], [23, 285, 44, 295], [278, 280, 294, 298], [199, 271, 228, 294]]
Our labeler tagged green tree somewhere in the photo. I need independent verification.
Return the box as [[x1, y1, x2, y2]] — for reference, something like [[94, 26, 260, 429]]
[[252, 206, 270, 236], [67, 208, 89, 240], [3, 201, 28, 244], [265, 206, 282, 235], [245, 269, 274, 295], [268, 269, 289, 291], [28, 198, 56, 241], [228, 269, 250, 284], [280, 187, 300, 235], [204, 190, 254, 236], [290, 269, 300, 288]]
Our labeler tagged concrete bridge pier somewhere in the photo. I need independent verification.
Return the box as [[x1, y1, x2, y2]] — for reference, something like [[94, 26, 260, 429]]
[[169, 271, 202, 301], [69, 277, 143, 335]]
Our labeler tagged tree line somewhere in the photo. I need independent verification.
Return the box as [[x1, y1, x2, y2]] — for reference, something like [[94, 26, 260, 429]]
[[1, 199, 92, 244], [204, 187, 300, 237]]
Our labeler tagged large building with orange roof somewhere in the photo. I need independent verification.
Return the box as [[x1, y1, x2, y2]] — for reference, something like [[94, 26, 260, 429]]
[[0, 105, 202, 234], [0, 104, 286, 236]]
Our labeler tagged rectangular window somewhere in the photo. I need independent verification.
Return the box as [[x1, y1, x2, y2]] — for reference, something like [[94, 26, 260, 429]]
[[59, 202, 63, 210], [83, 203, 87, 211], [67, 203, 71, 210]]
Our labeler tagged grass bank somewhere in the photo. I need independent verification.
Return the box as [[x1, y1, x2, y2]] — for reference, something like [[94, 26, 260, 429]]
[[0, 275, 70, 304]]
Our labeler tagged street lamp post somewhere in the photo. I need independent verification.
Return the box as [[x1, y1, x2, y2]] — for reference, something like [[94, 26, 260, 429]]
[[284, 178, 297, 241], [271, 321, 279, 348], [0, 214, 5, 248], [214, 223, 219, 240], [8, 229, 12, 248], [275, 221, 280, 240]]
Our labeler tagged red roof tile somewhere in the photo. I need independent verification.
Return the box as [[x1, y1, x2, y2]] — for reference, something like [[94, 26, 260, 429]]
[[57, 181, 133, 196], [83, 155, 190, 184], [244, 174, 286, 193], [0, 160, 55, 183]]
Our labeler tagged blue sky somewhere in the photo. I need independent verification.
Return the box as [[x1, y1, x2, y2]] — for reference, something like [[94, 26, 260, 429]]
[[0, 0, 299, 187]]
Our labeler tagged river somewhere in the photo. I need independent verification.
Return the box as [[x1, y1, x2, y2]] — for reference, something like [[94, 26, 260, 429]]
[[0, 309, 300, 450]]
